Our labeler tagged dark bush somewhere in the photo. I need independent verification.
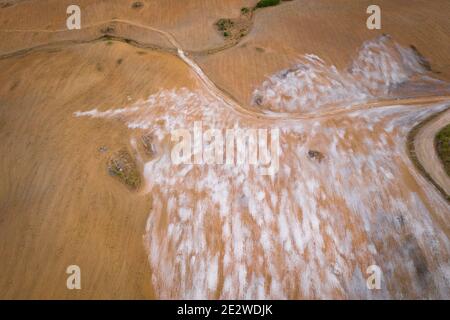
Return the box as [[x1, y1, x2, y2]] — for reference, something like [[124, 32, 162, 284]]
[[256, 0, 281, 8], [131, 2, 144, 9], [435, 124, 450, 176]]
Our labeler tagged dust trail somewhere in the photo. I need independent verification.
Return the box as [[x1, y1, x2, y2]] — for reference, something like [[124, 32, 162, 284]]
[[3, 22, 450, 120]]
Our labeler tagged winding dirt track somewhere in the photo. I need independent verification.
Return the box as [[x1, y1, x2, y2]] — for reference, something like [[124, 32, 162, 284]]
[[414, 109, 450, 195], [2, 19, 450, 123], [2, 16, 450, 205]]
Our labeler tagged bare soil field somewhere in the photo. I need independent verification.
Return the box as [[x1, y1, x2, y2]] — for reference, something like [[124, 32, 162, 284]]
[[0, 0, 449, 299], [198, 0, 450, 105], [0, 39, 198, 298]]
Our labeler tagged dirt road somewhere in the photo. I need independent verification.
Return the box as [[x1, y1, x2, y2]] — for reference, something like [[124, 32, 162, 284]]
[[413, 109, 450, 195]]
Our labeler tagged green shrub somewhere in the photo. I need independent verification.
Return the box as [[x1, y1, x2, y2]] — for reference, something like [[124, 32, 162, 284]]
[[216, 19, 234, 31], [255, 0, 281, 8], [108, 149, 141, 190], [435, 124, 450, 176]]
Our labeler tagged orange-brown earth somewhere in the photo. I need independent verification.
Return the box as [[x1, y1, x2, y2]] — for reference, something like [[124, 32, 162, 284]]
[[0, 0, 449, 299]]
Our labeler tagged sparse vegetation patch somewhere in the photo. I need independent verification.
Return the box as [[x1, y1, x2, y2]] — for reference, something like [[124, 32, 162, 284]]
[[255, 0, 281, 9], [214, 0, 293, 44], [108, 149, 141, 190], [0, 2, 12, 8], [216, 19, 234, 32], [131, 1, 144, 9], [435, 124, 450, 176], [214, 14, 251, 42], [241, 7, 250, 14]]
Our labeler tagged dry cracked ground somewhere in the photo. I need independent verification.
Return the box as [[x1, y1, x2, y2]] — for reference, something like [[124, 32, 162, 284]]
[[0, 0, 449, 299]]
